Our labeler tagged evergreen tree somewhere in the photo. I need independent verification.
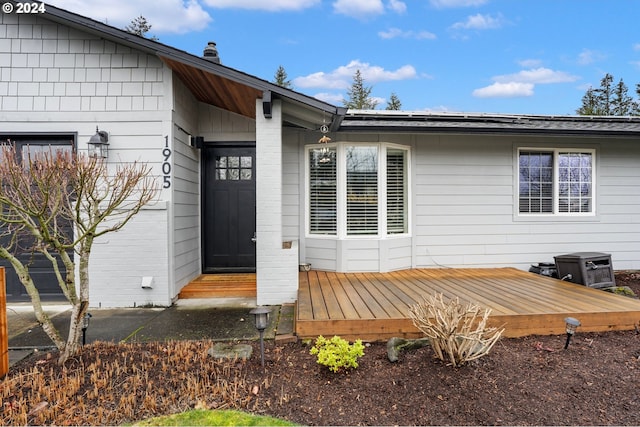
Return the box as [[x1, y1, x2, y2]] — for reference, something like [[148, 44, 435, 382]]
[[595, 73, 614, 115], [125, 16, 158, 41], [611, 79, 634, 116], [344, 70, 378, 110], [273, 65, 292, 88], [576, 87, 600, 115], [386, 93, 402, 110], [576, 73, 640, 116]]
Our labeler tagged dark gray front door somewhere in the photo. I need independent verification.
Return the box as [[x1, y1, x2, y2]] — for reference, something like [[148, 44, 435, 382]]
[[0, 135, 74, 301], [202, 144, 256, 273]]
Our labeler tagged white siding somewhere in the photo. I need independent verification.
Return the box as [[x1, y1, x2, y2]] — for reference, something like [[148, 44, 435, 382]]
[[412, 134, 640, 271], [171, 78, 200, 295], [198, 103, 255, 141], [282, 130, 300, 241], [298, 132, 640, 273], [1, 13, 174, 307]]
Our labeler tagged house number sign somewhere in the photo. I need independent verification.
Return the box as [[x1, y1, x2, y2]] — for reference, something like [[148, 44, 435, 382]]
[[162, 136, 172, 189]]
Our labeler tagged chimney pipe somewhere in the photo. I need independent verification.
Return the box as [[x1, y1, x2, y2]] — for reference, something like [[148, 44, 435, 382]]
[[203, 41, 220, 64]]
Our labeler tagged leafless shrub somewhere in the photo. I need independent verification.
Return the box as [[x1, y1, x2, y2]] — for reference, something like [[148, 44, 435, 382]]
[[408, 293, 504, 367], [0, 341, 258, 426]]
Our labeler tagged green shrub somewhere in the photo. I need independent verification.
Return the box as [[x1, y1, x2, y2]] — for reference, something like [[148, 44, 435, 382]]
[[309, 335, 365, 372]]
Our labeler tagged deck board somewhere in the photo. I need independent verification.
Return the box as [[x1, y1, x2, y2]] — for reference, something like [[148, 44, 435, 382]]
[[296, 267, 640, 341], [179, 273, 256, 299]]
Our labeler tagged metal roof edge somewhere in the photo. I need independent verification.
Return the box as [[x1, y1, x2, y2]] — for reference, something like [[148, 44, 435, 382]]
[[343, 110, 640, 123]]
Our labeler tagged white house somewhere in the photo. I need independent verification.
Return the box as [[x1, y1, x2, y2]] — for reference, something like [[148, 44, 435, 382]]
[[3, 2, 640, 307]]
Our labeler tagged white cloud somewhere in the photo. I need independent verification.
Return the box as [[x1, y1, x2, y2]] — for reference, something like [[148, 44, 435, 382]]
[[634, 43, 640, 51], [517, 59, 542, 68], [388, 0, 407, 14], [333, 0, 385, 17], [473, 82, 534, 98], [631, 60, 640, 70], [451, 13, 505, 30], [378, 28, 436, 40], [204, 0, 320, 11], [472, 67, 578, 99], [313, 92, 346, 105], [294, 60, 417, 90], [577, 48, 606, 65], [493, 68, 579, 84], [430, 0, 487, 8], [49, 0, 212, 34]]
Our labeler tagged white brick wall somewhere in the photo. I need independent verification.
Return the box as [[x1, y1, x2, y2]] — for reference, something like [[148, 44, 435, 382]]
[[255, 99, 299, 304]]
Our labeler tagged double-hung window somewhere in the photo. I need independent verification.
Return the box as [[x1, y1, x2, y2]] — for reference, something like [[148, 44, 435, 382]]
[[307, 143, 409, 237], [518, 149, 595, 215]]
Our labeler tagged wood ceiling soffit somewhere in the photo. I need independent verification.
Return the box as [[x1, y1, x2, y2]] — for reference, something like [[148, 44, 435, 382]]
[[162, 57, 261, 119]]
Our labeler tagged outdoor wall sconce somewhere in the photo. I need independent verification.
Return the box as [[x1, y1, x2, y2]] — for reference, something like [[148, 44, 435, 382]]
[[564, 317, 581, 349], [87, 126, 109, 159], [82, 312, 92, 346], [249, 306, 271, 367]]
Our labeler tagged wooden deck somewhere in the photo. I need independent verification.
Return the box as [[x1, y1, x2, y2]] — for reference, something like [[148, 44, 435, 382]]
[[296, 268, 640, 341], [179, 273, 256, 299]]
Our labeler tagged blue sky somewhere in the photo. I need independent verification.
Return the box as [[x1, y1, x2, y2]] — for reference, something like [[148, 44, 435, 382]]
[[50, 0, 640, 115]]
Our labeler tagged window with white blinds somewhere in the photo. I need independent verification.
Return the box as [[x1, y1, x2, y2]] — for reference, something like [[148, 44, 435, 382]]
[[387, 148, 407, 234], [518, 149, 594, 215], [346, 146, 378, 235], [308, 147, 337, 235], [307, 143, 409, 237]]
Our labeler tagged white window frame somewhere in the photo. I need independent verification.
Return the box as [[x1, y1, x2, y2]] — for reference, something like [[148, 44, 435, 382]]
[[305, 142, 411, 239], [517, 147, 596, 217]]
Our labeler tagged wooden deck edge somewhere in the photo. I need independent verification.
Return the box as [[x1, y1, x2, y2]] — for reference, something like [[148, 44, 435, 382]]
[[179, 290, 257, 299], [296, 311, 640, 341]]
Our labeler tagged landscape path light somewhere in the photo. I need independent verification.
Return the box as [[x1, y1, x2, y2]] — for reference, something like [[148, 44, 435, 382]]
[[82, 312, 92, 346], [564, 317, 580, 349], [249, 306, 271, 367]]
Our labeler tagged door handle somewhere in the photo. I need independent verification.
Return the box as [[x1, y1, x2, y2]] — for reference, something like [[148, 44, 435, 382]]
[[251, 232, 257, 243]]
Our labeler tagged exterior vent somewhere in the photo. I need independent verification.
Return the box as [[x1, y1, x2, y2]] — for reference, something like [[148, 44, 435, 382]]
[[203, 41, 220, 64]]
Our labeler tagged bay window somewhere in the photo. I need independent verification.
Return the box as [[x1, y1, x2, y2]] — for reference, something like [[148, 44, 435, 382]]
[[307, 143, 409, 237]]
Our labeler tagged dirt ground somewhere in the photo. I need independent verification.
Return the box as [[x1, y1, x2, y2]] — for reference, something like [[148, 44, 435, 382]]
[[3, 272, 640, 426]]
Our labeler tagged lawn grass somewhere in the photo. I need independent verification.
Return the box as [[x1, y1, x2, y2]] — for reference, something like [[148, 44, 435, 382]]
[[133, 409, 297, 426]]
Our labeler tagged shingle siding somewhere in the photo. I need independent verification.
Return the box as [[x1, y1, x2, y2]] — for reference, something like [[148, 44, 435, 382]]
[[1, 12, 174, 307]]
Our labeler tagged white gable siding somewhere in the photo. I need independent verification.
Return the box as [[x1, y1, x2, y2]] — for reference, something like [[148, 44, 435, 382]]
[[198, 103, 256, 141], [1, 13, 175, 307]]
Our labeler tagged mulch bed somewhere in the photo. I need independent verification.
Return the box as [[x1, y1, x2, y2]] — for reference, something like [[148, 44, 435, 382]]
[[3, 273, 640, 426]]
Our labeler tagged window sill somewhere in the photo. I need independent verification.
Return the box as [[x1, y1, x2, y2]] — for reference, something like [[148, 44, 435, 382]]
[[513, 213, 600, 222]]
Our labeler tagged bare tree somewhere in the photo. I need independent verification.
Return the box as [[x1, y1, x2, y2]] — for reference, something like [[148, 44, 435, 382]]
[[0, 145, 157, 363]]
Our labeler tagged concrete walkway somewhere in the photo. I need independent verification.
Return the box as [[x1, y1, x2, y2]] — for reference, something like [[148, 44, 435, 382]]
[[7, 299, 295, 367]]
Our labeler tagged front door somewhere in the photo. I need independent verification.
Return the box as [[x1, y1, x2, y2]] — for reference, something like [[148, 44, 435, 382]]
[[202, 144, 256, 272]]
